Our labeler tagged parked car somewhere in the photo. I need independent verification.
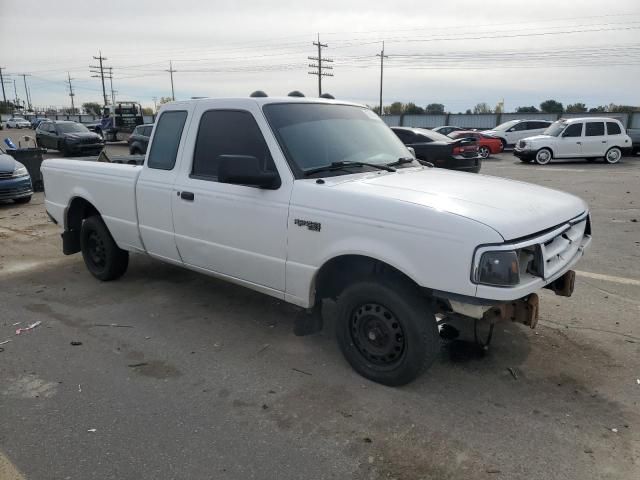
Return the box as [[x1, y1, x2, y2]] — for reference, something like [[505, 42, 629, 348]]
[[514, 117, 632, 165], [391, 127, 481, 172], [42, 97, 591, 385], [0, 153, 33, 203], [448, 130, 503, 159], [6, 117, 31, 129], [128, 124, 153, 154], [84, 120, 101, 134], [36, 120, 104, 156], [30, 117, 48, 129], [628, 128, 640, 155], [482, 119, 553, 149], [432, 126, 465, 136]]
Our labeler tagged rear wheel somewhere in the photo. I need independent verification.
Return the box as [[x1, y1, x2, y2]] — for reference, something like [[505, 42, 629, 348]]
[[335, 278, 439, 386], [534, 148, 552, 165], [478, 146, 490, 159], [604, 147, 622, 164], [80, 215, 129, 281]]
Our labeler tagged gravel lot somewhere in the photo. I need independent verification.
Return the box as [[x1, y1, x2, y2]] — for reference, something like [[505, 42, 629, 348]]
[[1, 129, 639, 480]]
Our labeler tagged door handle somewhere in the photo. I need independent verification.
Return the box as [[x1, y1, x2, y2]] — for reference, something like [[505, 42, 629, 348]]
[[180, 191, 195, 201], [601, 141, 607, 143], [576, 142, 581, 145]]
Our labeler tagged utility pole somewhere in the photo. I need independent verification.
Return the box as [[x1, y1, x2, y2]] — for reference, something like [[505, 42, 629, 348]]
[[152, 96, 158, 113], [166, 61, 176, 101], [20, 74, 32, 111], [0, 67, 6, 104], [90, 51, 108, 106], [13, 79, 19, 106], [107, 67, 115, 106], [308, 33, 333, 96], [67, 72, 76, 113], [376, 41, 388, 116]]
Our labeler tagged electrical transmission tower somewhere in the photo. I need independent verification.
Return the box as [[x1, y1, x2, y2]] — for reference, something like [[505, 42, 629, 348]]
[[67, 72, 76, 113], [308, 34, 333, 96], [90, 51, 109, 105], [376, 41, 388, 116]]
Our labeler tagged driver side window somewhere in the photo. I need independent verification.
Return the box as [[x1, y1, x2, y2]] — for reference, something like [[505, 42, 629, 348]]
[[563, 123, 583, 138]]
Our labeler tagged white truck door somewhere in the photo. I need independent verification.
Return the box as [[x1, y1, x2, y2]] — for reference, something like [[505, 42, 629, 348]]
[[136, 108, 191, 263], [171, 104, 291, 294], [555, 122, 584, 158], [582, 121, 608, 157]]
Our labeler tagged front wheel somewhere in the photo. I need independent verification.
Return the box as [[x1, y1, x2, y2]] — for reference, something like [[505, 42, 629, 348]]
[[604, 147, 622, 164], [80, 215, 129, 281], [478, 146, 490, 159], [335, 279, 439, 386], [13, 196, 31, 204], [534, 148, 552, 165]]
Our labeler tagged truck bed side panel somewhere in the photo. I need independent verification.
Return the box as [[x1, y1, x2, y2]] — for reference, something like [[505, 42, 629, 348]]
[[42, 159, 144, 251]]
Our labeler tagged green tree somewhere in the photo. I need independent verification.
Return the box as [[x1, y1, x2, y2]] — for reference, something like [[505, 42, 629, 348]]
[[403, 102, 425, 114], [82, 102, 103, 115], [539, 99, 564, 114], [159, 96, 173, 105], [0, 101, 13, 114], [516, 106, 539, 113], [588, 105, 607, 113], [425, 103, 445, 114], [383, 102, 404, 115], [566, 103, 587, 113], [465, 109, 472, 114], [141, 107, 154, 115], [473, 102, 492, 114], [607, 103, 639, 113]]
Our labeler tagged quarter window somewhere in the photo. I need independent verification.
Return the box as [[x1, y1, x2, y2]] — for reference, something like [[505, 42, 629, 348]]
[[563, 123, 583, 137], [147, 110, 187, 170], [585, 122, 605, 137], [606, 122, 622, 135], [191, 110, 275, 180]]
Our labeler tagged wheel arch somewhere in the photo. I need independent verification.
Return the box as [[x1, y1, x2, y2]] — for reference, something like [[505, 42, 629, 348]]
[[310, 254, 423, 308], [62, 196, 102, 255]]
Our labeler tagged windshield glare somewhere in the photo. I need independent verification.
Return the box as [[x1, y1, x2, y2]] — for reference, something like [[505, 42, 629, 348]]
[[493, 120, 519, 131], [263, 103, 409, 175], [57, 123, 89, 133], [544, 121, 567, 137]]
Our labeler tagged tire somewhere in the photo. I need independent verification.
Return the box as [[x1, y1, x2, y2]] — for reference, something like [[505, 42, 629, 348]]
[[80, 215, 129, 281], [519, 158, 533, 163], [13, 196, 31, 204], [335, 278, 439, 386], [534, 148, 552, 165], [604, 147, 622, 164], [478, 146, 490, 159], [499, 138, 507, 150], [130, 147, 141, 155]]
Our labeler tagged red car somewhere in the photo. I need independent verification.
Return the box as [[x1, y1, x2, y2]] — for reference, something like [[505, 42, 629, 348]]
[[448, 131, 503, 159]]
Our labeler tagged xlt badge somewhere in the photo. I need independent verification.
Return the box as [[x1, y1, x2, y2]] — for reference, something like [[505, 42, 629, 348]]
[[294, 219, 321, 232]]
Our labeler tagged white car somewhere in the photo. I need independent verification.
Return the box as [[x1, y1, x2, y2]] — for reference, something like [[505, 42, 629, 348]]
[[41, 96, 591, 386], [514, 117, 632, 165], [482, 119, 553, 148], [5, 117, 31, 129]]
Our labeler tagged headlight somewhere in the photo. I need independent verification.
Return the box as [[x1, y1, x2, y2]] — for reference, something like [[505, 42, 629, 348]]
[[12, 162, 28, 178], [475, 250, 520, 286]]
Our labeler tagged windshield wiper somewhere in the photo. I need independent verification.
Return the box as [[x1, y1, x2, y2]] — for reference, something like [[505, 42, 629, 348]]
[[387, 156, 415, 167], [303, 161, 396, 177]]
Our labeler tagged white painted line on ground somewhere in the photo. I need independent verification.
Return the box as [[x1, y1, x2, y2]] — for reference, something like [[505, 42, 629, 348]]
[[576, 270, 640, 287], [0, 451, 26, 480]]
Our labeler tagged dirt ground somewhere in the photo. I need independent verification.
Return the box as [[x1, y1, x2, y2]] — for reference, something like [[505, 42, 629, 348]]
[[1, 130, 639, 479]]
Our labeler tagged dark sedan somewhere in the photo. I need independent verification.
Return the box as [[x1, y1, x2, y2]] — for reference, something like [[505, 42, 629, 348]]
[[391, 127, 481, 173], [127, 124, 153, 154], [36, 121, 104, 156]]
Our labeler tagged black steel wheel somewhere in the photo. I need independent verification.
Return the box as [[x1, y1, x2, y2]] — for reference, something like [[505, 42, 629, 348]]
[[336, 278, 439, 386], [80, 215, 129, 281]]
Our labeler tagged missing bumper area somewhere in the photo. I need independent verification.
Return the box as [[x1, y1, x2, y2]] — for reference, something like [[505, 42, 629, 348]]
[[483, 293, 540, 329]]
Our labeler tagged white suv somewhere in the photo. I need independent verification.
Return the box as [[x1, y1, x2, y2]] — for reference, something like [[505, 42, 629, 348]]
[[482, 119, 552, 148], [514, 117, 632, 165]]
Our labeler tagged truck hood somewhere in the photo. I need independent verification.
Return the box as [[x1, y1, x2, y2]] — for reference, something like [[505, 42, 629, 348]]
[[331, 168, 587, 241]]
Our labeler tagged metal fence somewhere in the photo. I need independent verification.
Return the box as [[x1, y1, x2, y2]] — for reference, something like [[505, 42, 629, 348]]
[[382, 112, 638, 130], [0, 113, 156, 125]]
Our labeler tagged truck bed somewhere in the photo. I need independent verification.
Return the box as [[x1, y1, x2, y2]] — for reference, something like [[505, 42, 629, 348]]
[[41, 158, 145, 252]]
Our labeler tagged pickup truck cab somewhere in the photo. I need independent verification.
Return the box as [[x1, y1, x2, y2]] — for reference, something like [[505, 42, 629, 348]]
[[514, 117, 632, 165], [42, 96, 592, 385]]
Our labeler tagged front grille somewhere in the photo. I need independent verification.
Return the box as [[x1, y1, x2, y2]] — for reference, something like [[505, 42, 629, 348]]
[[541, 218, 587, 278], [0, 184, 32, 199], [0, 172, 14, 179]]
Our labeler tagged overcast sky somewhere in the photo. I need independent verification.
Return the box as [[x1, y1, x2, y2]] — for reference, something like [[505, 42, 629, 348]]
[[1, 0, 639, 112]]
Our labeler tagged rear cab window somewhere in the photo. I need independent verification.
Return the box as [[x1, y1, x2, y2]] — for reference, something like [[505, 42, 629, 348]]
[[606, 122, 622, 135], [147, 111, 188, 170]]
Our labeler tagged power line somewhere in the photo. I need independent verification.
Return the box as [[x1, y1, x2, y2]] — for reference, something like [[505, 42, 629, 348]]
[[90, 51, 108, 105], [308, 33, 333, 96]]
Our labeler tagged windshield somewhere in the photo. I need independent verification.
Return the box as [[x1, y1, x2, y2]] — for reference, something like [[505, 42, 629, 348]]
[[544, 121, 567, 137], [57, 123, 89, 133], [492, 120, 519, 131], [263, 103, 409, 176]]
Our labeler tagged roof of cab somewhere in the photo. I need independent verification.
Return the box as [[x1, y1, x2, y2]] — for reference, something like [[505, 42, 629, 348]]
[[159, 96, 364, 109]]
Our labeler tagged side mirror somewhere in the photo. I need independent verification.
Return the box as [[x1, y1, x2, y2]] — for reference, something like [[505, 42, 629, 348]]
[[217, 155, 280, 189], [407, 146, 416, 158]]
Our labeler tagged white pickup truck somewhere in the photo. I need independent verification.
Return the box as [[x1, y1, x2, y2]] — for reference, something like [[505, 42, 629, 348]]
[[42, 96, 592, 385]]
